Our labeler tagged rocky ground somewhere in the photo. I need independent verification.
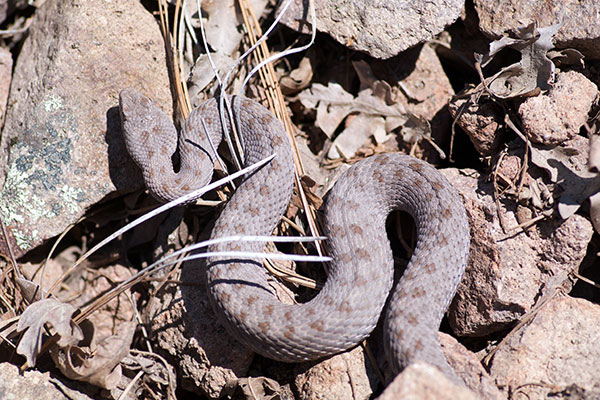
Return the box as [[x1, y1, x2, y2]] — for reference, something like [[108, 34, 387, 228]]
[[0, 0, 598, 399]]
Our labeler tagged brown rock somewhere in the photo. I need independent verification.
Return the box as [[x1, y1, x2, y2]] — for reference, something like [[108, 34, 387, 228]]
[[376, 362, 478, 400], [474, 0, 600, 59], [0, 0, 172, 258], [489, 296, 600, 399], [294, 346, 377, 400], [448, 97, 504, 156], [441, 168, 593, 337], [440, 334, 504, 400], [519, 71, 597, 145]]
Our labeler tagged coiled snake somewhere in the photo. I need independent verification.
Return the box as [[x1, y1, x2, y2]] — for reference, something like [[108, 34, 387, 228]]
[[119, 88, 470, 382]]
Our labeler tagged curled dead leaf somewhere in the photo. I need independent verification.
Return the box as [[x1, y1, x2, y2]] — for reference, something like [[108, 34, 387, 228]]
[[280, 56, 314, 95], [16, 298, 83, 366], [547, 48, 585, 68], [527, 137, 600, 225], [49, 320, 136, 390], [16, 277, 49, 303], [478, 22, 562, 99], [235, 376, 284, 400]]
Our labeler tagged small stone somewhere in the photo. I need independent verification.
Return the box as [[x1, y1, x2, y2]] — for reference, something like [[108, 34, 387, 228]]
[[448, 97, 505, 156], [499, 154, 526, 184], [518, 71, 598, 145]]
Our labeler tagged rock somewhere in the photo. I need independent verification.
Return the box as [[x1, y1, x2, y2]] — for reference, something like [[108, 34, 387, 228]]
[[294, 346, 378, 400], [441, 168, 593, 337], [448, 97, 505, 156], [518, 71, 598, 145], [0, 362, 95, 400], [489, 296, 600, 399], [440, 334, 504, 400], [0, 0, 172, 258], [474, 0, 600, 59], [376, 362, 478, 400], [278, 0, 464, 59], [146, 271, 254, 399]]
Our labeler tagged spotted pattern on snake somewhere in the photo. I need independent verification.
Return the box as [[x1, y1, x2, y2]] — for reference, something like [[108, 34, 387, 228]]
[[119, 88, 470, 383]]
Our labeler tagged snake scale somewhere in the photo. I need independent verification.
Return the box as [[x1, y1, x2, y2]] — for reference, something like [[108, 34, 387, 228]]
[[119, 88, 470, 382]]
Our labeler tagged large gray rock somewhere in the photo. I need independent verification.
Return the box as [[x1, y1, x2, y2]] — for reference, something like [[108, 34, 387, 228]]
[[278, 0, 465, 59], [0, 0, 172, 257]]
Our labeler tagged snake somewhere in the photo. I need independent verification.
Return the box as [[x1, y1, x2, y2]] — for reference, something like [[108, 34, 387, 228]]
[[118, 88, 470, 383]]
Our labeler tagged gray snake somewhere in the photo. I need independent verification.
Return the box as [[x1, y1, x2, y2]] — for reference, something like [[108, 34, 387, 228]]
[[119, 88, 470, 382]]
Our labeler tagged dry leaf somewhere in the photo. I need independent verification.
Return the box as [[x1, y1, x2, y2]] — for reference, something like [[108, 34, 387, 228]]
[[122, 353, 172, 387], [329, 114, 387, 159], [398, 114, 432, 146], [298, 82, 354, 137], [280, 56, 314, 95], [547, 48, 585, 68], [189, 52, 236, 104], [16, 277, 49, 303], [527, 139, 600, 223], [201, 0, 245, 56], [479, 22, 562, 99], [235, 376, 284, 400], [16, 298, 83, 366], [299, 78, 414, 159], [49, 320, 136, 390]]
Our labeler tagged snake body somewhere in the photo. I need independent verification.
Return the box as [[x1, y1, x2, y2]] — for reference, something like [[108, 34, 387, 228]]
[[119, 88, 470, 382]]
